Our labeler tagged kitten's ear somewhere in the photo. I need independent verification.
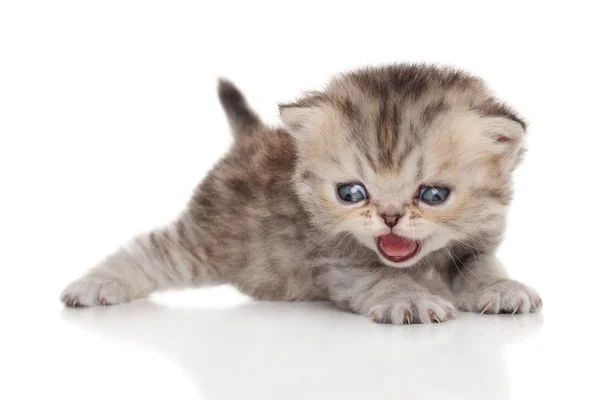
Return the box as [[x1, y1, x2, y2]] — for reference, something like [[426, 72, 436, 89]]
[[482, 117, 526, 146], [279, 105, 319, 133], [278, 92, 326, 138], [480, 116, 527, 172]]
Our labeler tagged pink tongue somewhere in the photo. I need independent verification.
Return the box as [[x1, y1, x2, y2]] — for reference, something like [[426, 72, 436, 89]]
[[379, 234, 417, 257]]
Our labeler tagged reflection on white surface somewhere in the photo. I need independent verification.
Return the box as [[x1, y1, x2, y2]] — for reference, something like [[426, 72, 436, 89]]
[[62, 300, 544, 400]]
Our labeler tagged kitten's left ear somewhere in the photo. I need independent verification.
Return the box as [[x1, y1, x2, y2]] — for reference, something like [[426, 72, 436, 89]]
[[481, 116, 527, 172]]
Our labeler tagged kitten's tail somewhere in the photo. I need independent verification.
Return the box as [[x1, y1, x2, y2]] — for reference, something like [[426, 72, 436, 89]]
[[217, 78, 262, 137]]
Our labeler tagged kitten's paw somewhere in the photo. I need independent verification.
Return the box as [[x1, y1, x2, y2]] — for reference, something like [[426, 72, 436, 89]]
[[60, 277, 130, 307], [367, 294, 456, 325], [457, 280, 542, 314]]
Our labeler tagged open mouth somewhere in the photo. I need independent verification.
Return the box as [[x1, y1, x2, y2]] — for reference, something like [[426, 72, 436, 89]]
[[376, 234, 421, 263]]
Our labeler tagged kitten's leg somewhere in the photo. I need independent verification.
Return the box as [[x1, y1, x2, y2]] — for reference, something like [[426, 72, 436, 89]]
[[324, 265, 457, 324], [448, 254, 542, 314], [60, 212, 220, 307]]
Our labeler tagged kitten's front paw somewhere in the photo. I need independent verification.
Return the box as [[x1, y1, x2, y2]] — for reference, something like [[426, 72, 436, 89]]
[[457, 280, 542, 314], [60, 276, 130, 307], [368, 294, 456, 325]]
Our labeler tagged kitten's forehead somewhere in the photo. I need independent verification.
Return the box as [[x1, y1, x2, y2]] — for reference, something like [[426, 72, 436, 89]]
[[367, 150, 423, 201], [317, 64, 525, 172]]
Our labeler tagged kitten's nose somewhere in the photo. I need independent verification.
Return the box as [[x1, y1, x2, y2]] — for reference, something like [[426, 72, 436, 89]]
[[380, 213, 403, 228]]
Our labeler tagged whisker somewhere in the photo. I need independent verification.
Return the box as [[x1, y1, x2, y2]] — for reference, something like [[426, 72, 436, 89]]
[[444, 247, 474, 285]]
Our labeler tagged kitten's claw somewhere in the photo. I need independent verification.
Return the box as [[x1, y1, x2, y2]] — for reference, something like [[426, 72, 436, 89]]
[[61, 277, 131, 307], [480, 302, 491, 315], [67, 296, 81, 308], [368, 294, 456, 325], [459, 280, 542, 315], [511, 300, 523, 315]]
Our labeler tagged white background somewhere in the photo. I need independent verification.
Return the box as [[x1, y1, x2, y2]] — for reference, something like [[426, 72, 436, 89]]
[[1, 1, 599, 399]]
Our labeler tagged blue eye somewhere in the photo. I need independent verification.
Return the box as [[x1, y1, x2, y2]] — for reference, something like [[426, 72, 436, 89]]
[[337, 183, 368, 203], [419, 186, 449, 204]]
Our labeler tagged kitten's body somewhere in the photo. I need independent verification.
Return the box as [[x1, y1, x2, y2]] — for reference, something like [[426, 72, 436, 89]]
[[61, 64, 541, 324]]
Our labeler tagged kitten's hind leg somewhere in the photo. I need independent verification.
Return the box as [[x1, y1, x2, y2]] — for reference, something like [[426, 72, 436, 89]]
[[60, 212, 220, 307]]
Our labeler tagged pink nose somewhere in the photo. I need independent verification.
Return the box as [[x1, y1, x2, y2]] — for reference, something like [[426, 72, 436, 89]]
[[380, 214, 402, 228]]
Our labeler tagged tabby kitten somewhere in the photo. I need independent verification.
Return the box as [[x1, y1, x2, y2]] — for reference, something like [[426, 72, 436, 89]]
[[61, 64, 542, 324]]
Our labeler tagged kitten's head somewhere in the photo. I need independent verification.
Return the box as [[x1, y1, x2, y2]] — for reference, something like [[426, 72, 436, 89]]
[[280, 64, 526, 268]]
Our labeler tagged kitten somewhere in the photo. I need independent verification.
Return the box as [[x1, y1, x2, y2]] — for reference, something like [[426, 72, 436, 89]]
[[61, 64, 542, 324]]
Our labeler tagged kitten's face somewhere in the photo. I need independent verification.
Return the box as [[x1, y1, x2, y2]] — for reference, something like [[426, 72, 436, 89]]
[[282, 65, 526, 268]]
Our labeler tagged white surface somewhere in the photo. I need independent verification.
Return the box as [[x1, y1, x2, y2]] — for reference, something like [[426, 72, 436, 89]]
[[1, 1, 599, 399]]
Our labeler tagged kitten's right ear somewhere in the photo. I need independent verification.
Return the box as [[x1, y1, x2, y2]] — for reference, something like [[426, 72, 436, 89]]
[[279, 105, 318, 134], [278, 92, 326, 138]]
